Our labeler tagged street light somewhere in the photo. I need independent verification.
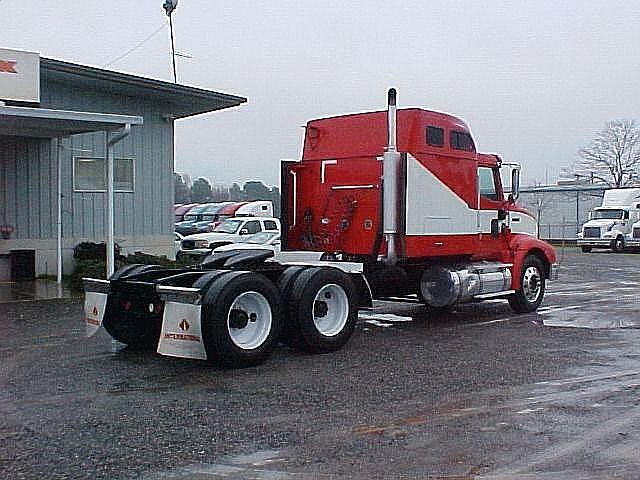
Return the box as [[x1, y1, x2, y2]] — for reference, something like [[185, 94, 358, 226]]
[[163, 0, 179, 83]]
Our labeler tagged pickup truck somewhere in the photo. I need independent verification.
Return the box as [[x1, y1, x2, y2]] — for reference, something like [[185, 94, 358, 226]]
[[177, 217, 281, 262]]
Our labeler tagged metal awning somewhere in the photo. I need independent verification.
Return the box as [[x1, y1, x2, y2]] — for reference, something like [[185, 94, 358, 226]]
[[0, 105, 143, 284], [0, 105, 143, 137]]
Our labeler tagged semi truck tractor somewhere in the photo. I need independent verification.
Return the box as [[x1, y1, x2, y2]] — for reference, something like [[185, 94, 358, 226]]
[[627, 219, 640, 248], [577, 188, 640, 252], [83, 90, 556, 368]]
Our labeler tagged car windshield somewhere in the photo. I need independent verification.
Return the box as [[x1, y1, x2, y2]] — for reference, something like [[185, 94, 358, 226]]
[[243, 232, 278, 244], [594, 209, 624, 219], [184, 213, 201, 221], [214, 219, 243, 233], [201, 213, 217, 221]]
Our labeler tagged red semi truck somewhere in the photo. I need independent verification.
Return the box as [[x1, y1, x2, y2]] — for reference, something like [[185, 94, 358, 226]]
[[84, 90, 556, 368]]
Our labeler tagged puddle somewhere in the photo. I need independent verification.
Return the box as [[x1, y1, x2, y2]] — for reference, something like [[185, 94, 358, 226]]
[[540, 308, 640, 329], [358, 312, 413, 323], [358, 311, 414, 328]]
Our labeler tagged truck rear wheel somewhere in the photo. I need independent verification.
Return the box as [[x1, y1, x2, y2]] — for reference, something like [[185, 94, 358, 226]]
[[201, 272, 282, 368], [285, 267, 357, 353], [508, 255, 546, 314]]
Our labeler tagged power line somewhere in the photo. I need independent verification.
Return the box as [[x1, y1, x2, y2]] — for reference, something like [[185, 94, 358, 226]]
[[102, 21, 167, 68]]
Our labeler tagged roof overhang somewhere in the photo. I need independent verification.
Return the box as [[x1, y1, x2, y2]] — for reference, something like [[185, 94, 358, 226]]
[[0, 105, 143, 138], [41, 58, 247, 119]]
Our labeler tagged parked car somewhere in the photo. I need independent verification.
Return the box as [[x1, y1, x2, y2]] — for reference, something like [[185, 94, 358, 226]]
[[174, 203, 199, 223], [177, 217, 280, 262], [175, 203, 219, 235], [174, 232, 184, 257], [202, 201, 248, 231], [212, 231, 281, 253], [189, 202, 233, 233]]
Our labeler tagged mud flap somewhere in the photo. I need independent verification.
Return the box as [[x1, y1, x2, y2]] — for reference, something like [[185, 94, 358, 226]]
[[84, 292, 107, 337], [83, 278, 111, 337], [156, 287, 207, 360]]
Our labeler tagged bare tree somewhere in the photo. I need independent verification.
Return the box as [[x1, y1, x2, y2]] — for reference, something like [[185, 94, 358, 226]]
[[564, 119, 640, 188]]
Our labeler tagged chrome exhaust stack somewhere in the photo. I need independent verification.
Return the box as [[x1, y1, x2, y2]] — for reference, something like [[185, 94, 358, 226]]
[[383, 88, 402, 265]]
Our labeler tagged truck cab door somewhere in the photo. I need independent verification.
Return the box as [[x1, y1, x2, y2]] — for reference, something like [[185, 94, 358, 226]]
[[477, 166, 508, 258]]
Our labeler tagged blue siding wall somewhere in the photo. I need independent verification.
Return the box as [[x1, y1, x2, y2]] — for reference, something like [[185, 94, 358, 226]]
[[0, 77, 174, 242]]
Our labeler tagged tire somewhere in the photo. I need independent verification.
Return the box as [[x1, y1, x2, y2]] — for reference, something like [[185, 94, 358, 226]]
[[508, 255, 546, 314], [201, 272, 282, 368], [286, 267, 357, 353], [612, 236, 625, 253], [276, 266, 307, 347], [581, 246, 591, 253]]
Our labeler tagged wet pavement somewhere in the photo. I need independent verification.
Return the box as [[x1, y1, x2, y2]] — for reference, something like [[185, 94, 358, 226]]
[[0, 279, 79, 303], [1, 248, 640, 479]]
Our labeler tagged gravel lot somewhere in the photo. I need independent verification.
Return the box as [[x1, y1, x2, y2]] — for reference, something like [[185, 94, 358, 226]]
[[2, 248, 640, 479]]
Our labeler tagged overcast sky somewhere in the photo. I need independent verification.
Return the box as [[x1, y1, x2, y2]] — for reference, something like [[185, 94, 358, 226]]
[[2, 0, 640, 187]]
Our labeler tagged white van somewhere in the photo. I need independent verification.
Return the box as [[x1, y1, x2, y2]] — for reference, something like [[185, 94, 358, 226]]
[[235, 201, 273, 217]]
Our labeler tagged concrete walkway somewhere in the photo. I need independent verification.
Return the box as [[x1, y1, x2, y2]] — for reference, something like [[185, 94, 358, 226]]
[[0, 279, 79, 303]]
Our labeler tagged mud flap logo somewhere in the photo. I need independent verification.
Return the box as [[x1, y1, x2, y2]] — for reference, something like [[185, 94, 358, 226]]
[[84, 292, 108, 337], [157, 302, 207, 360]]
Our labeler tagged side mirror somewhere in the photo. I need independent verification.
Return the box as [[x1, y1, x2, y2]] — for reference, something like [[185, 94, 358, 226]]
[[510, 169, 520, 200], [239, 229, 249, 235]]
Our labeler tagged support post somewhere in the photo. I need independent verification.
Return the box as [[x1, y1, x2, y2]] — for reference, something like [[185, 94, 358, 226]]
[[105, 125, 131, 278], [56, 137, 64, 284]]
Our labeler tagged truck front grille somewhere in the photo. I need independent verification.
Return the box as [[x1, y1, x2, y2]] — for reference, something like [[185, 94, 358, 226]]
[[583, 227, 600, 238], [633, 228, 640, 239]]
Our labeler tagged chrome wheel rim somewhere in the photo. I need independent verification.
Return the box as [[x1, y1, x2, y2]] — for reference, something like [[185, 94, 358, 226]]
[[522, 266, 542, 303], [227, 291, 272, 350], [312, 283, 349, 336]]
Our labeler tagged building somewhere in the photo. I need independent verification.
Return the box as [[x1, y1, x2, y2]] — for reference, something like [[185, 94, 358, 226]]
[[518, 184, 606, 240], [0, 48, 246, 281]]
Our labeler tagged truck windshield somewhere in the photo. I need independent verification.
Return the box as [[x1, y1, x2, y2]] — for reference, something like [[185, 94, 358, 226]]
[[214, 219, 243, 234], [593, 209, 624, 219]]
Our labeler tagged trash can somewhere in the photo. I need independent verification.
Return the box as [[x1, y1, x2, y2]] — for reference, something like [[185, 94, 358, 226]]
[[10, 249, 35, 281]]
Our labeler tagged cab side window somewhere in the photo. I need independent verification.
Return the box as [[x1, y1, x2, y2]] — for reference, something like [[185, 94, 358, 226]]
[[263, 220, 278, 231], [243, 221, 261, 234], [478, 167, 498, 201]]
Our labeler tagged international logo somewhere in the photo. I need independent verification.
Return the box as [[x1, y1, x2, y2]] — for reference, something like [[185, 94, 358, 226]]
[[179, 319, 190, 331], [0, 60, 17, 74], [92, 306, 98, 316]]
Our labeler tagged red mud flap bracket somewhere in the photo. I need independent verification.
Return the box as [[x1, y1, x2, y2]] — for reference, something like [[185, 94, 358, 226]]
[[155, 286, 208, 361]]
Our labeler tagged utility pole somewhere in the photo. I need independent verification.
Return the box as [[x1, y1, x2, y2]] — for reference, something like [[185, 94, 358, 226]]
[[163, 0, 179, 83]]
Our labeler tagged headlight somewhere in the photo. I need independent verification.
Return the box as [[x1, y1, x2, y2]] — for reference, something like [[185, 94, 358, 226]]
[[194, 240, 209, 248], [607, 224, 615, 231]]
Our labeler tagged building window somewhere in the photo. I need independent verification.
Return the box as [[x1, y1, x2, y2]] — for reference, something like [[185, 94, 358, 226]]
[[450, 131, 476, 152], [73, 157, 135, 192], [426, 126, 444, 147]]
